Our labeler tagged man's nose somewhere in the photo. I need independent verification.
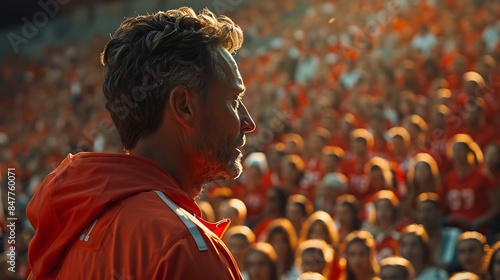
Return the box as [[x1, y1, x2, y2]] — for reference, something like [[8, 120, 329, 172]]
[[240, 104, 256, 133]]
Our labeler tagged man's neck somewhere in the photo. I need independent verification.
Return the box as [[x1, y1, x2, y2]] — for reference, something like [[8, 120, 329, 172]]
[[130, 139, 201, 198]]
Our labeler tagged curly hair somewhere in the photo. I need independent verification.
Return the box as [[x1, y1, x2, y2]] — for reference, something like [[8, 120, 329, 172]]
[[100, 7, 243, 149]]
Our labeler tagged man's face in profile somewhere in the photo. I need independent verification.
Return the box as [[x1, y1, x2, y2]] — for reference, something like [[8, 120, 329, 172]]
[[194, 48, 255, 183]]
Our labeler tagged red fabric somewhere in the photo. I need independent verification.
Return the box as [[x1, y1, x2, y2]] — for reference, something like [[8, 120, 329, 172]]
[[254, 217, 273, 242], [446, 73, 464, 94], [291, 183, 315, 202], [426, 130, 452, 172], [341, 158, 371, 202], [328, 254, 343, 280], [261, 171, 278, 191], [233, 184, 267, 219], [27, 153, 241, 280], [328, 134, 349, 150], [488, 169, 500, 188], [302, 158, 325, 200], [441, 166, 494, 220], [459, 126, 496, 150], [375, 230, 400, 263], [371, 138, 392, 160]]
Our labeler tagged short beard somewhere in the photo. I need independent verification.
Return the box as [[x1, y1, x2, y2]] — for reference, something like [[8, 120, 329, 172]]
[[197, 134, 243, 185]]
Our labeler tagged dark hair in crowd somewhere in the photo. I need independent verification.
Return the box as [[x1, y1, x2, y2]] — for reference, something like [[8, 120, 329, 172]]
[[265, 218, 298, 276], [101, 7, 243, 149], [337, 194, 361, 231], [344, 230, 379, 280]]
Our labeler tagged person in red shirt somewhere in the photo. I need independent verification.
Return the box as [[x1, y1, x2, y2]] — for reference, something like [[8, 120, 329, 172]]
[[322, 146, 345, 174], [402, 114, 428, 156], [388, 126, 413, 176], [340, 230, 380, 280], [303, 128, 331, 192], [328, 113, 357, 151], [451, 72, 486, 131], [364, 190, 402, 263], [253, 187, 288, 242], [359, 156, 399, 221], [263, 143, 286, 191], [26, 7, 255, 279], [237, 152, 270, 226], [286, 194, 313, 242], [367, 113, 392, 160], [453, 97, 496, 150], [446, 55, 467, 94], [280, 154, 309, 198], [441, 134, 497, 231], [341, 128, 374, 203], [401, 153, 441, 220], [426, 104, 452, 171]]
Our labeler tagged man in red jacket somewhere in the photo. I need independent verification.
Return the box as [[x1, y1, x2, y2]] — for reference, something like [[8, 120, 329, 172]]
[[26, 7, 255, 280]]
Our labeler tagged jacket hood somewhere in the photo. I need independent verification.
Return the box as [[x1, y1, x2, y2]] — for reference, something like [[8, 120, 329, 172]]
[[27, 152, 201, 279]]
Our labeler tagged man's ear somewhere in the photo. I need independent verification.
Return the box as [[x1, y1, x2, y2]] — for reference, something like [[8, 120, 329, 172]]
[[168, 86, 196, 128]]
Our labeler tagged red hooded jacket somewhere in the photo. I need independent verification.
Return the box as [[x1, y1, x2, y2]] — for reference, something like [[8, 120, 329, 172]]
[[27, 153, 242, 279]]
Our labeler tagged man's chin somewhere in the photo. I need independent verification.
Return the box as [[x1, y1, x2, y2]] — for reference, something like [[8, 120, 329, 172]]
[[204, 161, 242, 183]]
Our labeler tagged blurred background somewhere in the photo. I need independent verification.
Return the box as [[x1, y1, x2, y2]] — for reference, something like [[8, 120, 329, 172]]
[[1, 0, 500, 279]]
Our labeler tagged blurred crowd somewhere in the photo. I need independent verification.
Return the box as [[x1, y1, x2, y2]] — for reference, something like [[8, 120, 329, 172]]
[[1, 0, 500, 279]]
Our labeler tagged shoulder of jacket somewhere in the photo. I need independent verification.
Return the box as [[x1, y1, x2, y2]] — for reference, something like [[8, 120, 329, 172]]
[[112, 192, 195, 241]]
